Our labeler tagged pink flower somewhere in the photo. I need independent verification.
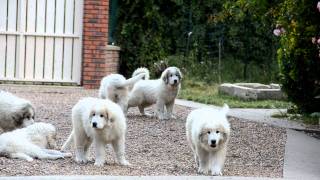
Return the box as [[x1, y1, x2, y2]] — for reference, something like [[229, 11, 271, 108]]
[[312, 37, 317, 44], [273, 29, 281, 36], [317, 38, 320, 44], [317, 2, 320, 12]]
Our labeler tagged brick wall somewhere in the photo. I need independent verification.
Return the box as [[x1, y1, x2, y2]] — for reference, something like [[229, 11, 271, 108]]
[[82, 0, 120, 89]]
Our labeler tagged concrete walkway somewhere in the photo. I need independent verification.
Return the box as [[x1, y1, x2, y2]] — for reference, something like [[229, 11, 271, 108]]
[[175, 99, 320, 180], [175, 99, 305, 129]]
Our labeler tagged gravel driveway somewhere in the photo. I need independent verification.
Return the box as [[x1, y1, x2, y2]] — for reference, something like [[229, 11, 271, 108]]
[[0, 85, 286, 177]]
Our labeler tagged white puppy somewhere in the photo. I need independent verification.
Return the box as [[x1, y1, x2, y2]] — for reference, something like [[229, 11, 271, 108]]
[[0, 91, 35, 132], [186, 105, 230, 176], [61, 97, 129, 167], [127, 67, 182, 120], [98, 73, 147, 112], [0, 122, 71, 161]]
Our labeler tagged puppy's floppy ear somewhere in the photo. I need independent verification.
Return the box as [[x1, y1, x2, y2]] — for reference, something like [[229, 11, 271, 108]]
[[102, 106, 109, 120], [221, 104, 229, 116], [198, 128, 208, 143], [219, 131, 229, 145], [175, 67, 183, 80], [161, 69, 169, 84]]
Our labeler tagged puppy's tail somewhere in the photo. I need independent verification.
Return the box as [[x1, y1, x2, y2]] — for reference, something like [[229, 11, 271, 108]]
[[61, 130, 74, 151], [221, 104, 230, 115], [132, 67, 150, 80], [118, 73, 146, 88]]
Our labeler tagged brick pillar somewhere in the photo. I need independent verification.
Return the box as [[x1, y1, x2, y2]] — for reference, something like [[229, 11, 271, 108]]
[[82, 0, 120, 89]]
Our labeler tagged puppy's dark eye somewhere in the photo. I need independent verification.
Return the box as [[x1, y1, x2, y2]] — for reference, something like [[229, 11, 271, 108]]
[[32, 116, 34, 119], [207, 131, 210, 134], [100, 114, 104, 118], [170, 74, 173, 77], [93, 113, 96, 116], [26, 116, 30, 119], [216, 131, 220, 133]]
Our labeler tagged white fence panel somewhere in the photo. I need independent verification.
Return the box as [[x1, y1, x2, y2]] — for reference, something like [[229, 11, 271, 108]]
[[0, 0, 83, 84]]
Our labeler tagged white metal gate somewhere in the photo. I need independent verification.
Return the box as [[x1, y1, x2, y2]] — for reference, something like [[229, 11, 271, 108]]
[[0, 0, 83, 84]]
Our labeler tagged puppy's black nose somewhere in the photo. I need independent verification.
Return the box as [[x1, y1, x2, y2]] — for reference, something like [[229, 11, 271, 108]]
[[92, 122, 97, 128], [211, 140, 216, 145], [174, 79, 177, 83]]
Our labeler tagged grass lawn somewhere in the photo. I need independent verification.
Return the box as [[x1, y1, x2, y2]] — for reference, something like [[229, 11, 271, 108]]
[[178, 80, 292, 109]]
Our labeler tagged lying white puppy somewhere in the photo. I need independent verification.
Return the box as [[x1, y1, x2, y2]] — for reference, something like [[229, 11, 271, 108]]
[[0, 91, 35, 132], [98, 72, 147, 112], [0, 122, 71, 161], [127, 67, 182, 120], [186, 105, 230, 176], [61, 97, 129, 167]]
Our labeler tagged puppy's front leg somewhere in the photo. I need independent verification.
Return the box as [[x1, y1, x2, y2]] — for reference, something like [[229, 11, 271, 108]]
[[94, 138, 106, 167], [10, 152, 33, 162], [210, 149, 226, 176], [156, 99, 167, 120], [165, 101, 176, 119], [112, 136, 130, 166], [196, 147, 210, 174]]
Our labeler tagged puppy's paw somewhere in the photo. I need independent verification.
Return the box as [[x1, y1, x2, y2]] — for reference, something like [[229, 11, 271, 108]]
[[63, 152, 72, 158], [211, 167, 222, 176], [94, 160, 105, 167], [198, 167, 209, 174], [211, 171, 222, 176], [75, 157, 88, 164], [26, 157, 34, 162], [158, 114, 169, 120], [143, 112, 154, 118], [119, 160, 130, 166]]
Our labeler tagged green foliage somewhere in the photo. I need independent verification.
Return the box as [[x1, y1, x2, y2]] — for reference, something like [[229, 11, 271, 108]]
[[115, 0, 280, 83], [276, 0, 320, 113]]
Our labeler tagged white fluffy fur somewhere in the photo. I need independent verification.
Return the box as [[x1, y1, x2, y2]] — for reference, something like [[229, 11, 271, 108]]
[[0, 91, 35, 132], [127, 67, 182, 120], [186, 105, 230, 176], [61, 97, 129, 167], [0, 122, 71, 161], [132, 67, 150, 81], [98, 73, 147, 112]]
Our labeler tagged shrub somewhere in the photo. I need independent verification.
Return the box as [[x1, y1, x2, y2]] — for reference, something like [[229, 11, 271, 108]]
[[276, 0, 320, 113]]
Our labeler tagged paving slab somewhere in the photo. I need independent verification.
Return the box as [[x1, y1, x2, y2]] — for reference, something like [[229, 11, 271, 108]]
[[284, 129, 320, 180], [175, 99, 305, 130]]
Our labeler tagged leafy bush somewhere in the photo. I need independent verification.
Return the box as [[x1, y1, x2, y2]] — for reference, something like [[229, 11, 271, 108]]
[[115, 0, 280, 83], [276, 0, 320, 113]]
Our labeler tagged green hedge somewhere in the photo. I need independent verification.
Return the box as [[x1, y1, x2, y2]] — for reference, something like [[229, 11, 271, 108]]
[[276, 0, 320, 113]]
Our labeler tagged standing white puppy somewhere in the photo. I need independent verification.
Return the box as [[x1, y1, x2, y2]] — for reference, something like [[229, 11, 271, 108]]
[[61, 97, 129, 167], [127, 67, 182, 120], [99, 73, 147, 113], [186, 105, 230, 176]]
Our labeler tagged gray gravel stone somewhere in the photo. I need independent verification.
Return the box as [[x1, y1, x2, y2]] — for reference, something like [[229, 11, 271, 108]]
[[0, 85, 285, 177]]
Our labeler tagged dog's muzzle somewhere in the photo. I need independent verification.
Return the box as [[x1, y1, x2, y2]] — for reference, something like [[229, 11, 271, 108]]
[[210, 140, 217, 148]]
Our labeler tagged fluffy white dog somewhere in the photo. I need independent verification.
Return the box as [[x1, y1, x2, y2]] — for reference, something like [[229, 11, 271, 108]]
[[98, 72, 147, 112], [186, 105, 230, 176], [0, 91, 35, 132], [0, 122, 71, 161], [127, 67, 182, 120], [61, 97, 129, 167]]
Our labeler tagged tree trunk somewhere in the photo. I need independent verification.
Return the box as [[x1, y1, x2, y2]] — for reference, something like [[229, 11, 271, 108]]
[[243, 63, 248, 80]]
